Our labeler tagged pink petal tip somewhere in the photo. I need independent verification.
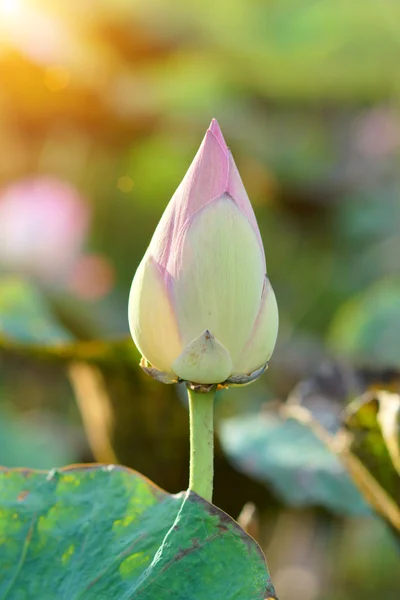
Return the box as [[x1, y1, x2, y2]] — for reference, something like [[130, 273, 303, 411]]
[[208, 118, 228, 153]]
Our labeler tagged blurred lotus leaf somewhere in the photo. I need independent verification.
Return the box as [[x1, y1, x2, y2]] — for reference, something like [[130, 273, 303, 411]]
[[286, 387, 400, 536], [0, 277, 80, 470], [329, 280, 400, 367], [218, 407, 370, 515], [0, 276, 139, 367], [0, 465, 276, 600], [0, 277, 72, 346], [0, 407, 76, 469], [339, 392, 400, 528], [219, 362, 400, 520], [283, 363, 400, 533], [336, 187, 400, 245]]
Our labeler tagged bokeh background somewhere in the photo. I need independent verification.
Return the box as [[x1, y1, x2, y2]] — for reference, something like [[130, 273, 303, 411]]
[[0, 1, 399, 599]]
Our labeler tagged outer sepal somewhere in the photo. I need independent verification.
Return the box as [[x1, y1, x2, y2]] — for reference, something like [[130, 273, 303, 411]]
[[139, 356, 269, 391], [139, 357, 179, 384], [225, 362, 268, 386]]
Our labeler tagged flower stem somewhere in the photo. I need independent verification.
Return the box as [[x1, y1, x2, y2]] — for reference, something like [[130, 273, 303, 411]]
[[188, 387, 215, 502]]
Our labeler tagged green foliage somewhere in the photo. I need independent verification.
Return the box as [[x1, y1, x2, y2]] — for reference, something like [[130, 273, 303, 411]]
[[170, 0, 400, 101], [219, 362, 399, 532], [0, 277, 138, 367], [342, 393, 400, 528], [0, 278, 72, 346], [0, 465, 276, 600], [329, 280, 400, 367], [0, 407, 75, 469], [0, 1, 399, 597], [219, 410, 370, 515], [286, 391, 400, 538]]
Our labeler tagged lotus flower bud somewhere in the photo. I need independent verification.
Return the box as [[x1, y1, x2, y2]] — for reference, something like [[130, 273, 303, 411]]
[[129, 119, 278, 388]]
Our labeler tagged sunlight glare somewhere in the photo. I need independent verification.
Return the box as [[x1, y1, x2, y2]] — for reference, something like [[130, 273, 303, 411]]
[[0, 0, 24, 18]]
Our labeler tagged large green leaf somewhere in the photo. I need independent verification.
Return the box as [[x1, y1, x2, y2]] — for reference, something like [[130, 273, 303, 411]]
[[0, 465, 277, 600]]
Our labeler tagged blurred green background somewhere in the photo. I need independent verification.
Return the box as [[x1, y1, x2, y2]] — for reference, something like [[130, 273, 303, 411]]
[[0, 1, 399, 598]]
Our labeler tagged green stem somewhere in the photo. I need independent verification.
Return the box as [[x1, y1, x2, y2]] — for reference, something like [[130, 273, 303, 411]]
[[188, 387, 215, 502]]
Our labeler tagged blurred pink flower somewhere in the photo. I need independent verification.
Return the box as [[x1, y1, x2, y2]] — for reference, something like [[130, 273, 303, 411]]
[[0, 176, 90, 285]]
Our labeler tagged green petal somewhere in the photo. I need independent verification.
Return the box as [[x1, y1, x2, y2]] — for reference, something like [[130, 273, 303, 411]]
[[128, 255, 182, 372], [233, 278, 279, 375], [172, 330, 233, 384], [172, 195, 264, 364]]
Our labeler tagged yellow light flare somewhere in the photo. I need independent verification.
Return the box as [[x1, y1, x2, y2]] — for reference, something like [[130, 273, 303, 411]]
[[0, 0, 30, 47], [0, 0, 24, 19]]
